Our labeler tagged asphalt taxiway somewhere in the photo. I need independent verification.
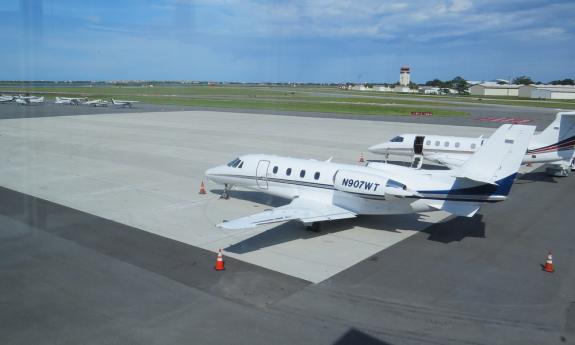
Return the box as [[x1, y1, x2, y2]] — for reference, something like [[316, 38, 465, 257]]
[[0, 105, 574, 344], [0, 99, 568, 130]]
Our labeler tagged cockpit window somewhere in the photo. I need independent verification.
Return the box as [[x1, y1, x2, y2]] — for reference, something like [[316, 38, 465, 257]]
[[226, 158, 244, 168], [386, 179, 407, 190], [390, 136, 404, 143], [227, 158, 240, 167]]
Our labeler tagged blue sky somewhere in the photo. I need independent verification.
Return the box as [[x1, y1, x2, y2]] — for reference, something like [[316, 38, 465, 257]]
[[1, 0, 574, 83]]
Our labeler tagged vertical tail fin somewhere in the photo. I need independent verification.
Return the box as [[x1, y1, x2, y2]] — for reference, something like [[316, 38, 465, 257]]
[[529, 112, 575, 160], [454, 124, 535, 194]]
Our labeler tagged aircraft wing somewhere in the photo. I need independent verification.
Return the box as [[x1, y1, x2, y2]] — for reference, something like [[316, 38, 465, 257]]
[[426, 154, 467, 169], [217, 197, 356, 230]]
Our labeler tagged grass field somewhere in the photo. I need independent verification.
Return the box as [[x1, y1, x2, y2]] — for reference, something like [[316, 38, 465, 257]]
[[0, 85, 469, 116], [303, 87, 575, 109], [9, 83, 571, 115], [5, 83, 573, 116]]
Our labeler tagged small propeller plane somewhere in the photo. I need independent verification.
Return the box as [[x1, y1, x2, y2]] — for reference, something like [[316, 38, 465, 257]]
[[205, 124, 534, 231], [368, 111, 575, 170], [0, 95, 14, 103], [111, 99, 139, 108], [15, 96, 44, 105], [85, 99, 109, 107], [54, 97, 86, 105]]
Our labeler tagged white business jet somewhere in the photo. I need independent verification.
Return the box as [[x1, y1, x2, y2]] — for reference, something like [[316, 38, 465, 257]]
[[54, 97, 86, 105], [368, 111, 575, 170], [205, 124, 534, 231], [85, 99, 109, 107], [15, 96, 44, 105], [111, 99, 139, 108]]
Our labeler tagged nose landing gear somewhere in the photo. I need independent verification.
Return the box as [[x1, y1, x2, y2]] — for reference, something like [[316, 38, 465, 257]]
[[220, 184, 230, 200]]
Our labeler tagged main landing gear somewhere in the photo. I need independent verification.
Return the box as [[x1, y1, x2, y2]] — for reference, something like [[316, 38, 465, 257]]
[[305, 222, 321, 232], [220, 184, 230, 200]]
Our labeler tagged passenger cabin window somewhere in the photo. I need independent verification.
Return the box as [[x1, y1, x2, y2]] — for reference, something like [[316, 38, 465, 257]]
[[286, 168, 292, 176], [471, 143, 476, 149], [314, 172, 320, 180], [426, 140, 431, 146], [300, 170, 306, 178], [435, 141, 440, 146], [444, 141, 449, 147], [390, 136, 404, 143], [455, 142, 460, 148], [272, 166, 278, 174], [386, 179, 406, 190]]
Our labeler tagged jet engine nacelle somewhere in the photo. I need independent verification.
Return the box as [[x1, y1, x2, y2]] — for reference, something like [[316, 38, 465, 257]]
[[333, 170, 415, 198]]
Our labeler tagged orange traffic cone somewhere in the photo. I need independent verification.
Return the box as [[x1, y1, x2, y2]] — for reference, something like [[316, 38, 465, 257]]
[[199, 181, 207, 195], [543, 252, 554, 273], [358, 153, 365, 163], [215, 249, 225, 271]]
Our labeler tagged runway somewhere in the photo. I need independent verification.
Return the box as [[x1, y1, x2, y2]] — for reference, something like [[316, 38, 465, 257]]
[[1, 108, 574, 344]]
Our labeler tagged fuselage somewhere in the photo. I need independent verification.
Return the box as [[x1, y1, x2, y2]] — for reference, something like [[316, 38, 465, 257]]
[[369, 132, 573, 166], [205, 154, 511, 216]]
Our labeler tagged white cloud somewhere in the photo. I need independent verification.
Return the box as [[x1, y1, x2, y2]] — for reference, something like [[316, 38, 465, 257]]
[[450, 0, 473, 13]]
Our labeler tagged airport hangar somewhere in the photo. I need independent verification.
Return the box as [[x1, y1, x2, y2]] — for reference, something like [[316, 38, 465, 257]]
[[0, 103, 574, 345]]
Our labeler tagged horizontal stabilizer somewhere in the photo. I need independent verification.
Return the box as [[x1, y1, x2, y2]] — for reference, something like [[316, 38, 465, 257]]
[[217, 197, 356, 230]]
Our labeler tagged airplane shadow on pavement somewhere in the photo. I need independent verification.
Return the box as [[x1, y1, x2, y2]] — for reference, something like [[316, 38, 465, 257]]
[[517, 170, 559, 184], [213, 190, 487, 253], [421, 214, 486, 243]]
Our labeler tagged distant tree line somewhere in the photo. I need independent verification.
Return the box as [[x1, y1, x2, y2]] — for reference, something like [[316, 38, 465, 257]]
[[511, 76, 574, 85], [424, 76, 469, 94]]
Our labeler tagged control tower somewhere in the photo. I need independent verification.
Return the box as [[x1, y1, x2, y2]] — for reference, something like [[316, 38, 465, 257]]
[[399, 66, 410, 86]]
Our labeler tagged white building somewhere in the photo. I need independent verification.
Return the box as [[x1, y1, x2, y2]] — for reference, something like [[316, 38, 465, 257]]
[[519, 85, 575, 100], [374, 85, 394, 92], [469, 83, 520, 97], [394, 85, 418, 93], [350, 84, 369, 91], [419, 86, 441, 95]]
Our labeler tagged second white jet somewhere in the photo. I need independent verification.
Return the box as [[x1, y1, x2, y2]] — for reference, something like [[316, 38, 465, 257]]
[[368, 111, 575, 170]]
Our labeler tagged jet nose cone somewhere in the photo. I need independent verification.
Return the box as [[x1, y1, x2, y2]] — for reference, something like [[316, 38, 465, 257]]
[[205, 167, 217, 181], [205, 165, 227, 184], [368, 143, 388, 153]]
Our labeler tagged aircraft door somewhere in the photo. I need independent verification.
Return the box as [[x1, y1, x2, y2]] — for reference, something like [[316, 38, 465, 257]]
[[414, 136, 425, 155], [256, 160, 270, 189]]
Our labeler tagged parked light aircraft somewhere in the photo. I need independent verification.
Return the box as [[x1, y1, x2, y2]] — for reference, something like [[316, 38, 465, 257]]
[[368, 111, 575, 169], [85, 99, 109, 107], [15, 96, 44, 105], [54, 97, 86, 105], [205, 124, 534, 231], [111, 99, 139, 108], [0, 95, 14, 103]]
